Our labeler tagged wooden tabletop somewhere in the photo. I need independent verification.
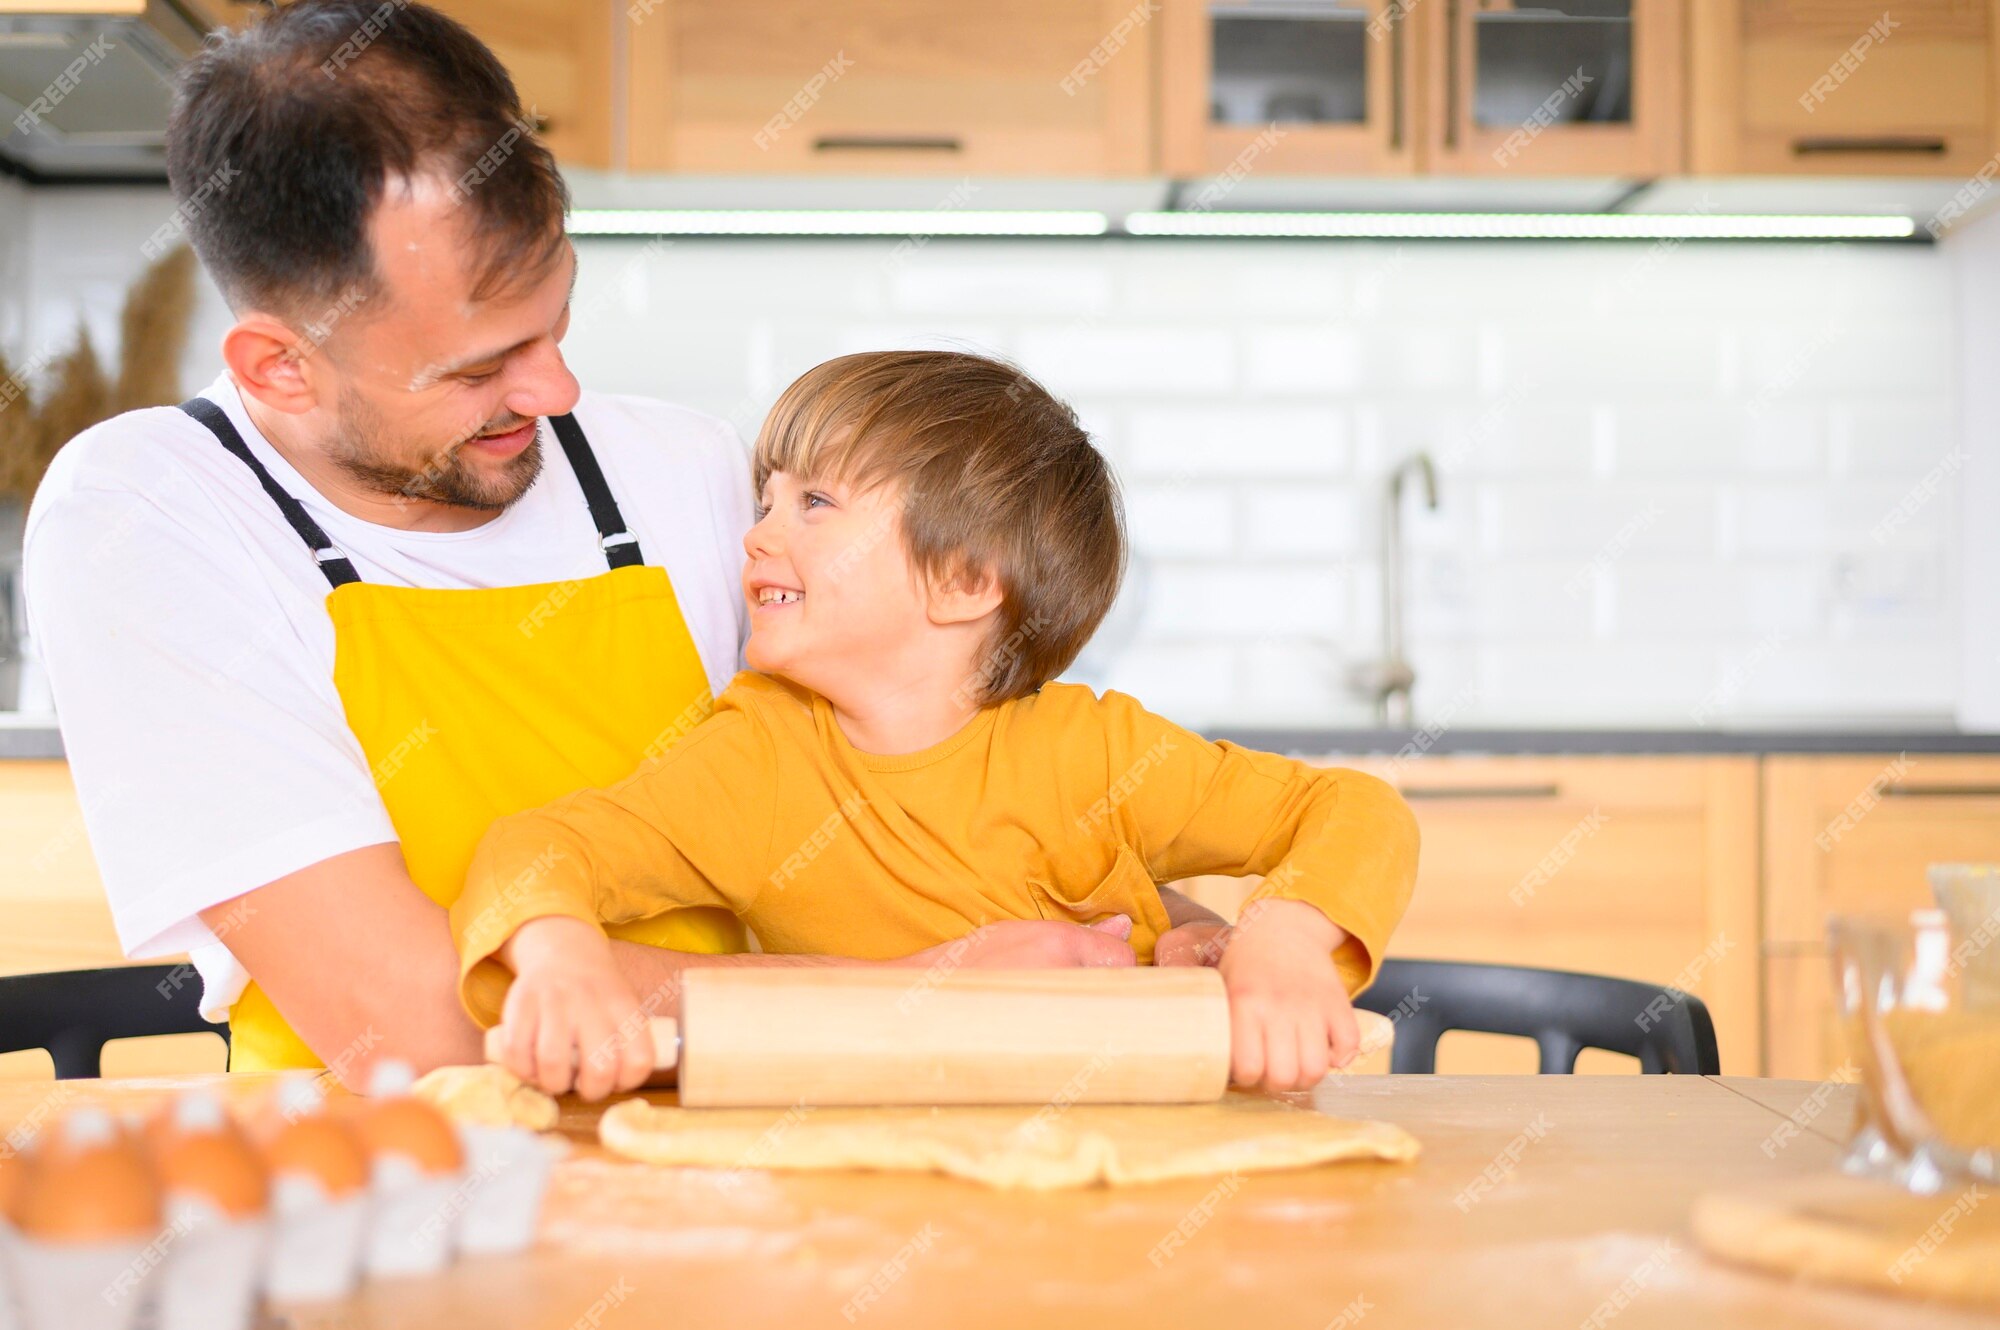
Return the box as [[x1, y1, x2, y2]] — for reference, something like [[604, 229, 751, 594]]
[[4, 1073, 1991, 1330]]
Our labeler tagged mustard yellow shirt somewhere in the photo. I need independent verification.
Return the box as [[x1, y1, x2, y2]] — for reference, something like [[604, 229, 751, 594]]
[[453, 672, 1419, 1025]]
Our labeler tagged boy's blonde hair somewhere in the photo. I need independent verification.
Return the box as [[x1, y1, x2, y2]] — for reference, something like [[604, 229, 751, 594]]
[[752, 350, 1126, 706]]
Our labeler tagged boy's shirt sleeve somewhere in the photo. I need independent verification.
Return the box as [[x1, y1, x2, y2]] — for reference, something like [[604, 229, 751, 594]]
[[1092, 690, 1420, 994], [451, 698, 778, 1025]]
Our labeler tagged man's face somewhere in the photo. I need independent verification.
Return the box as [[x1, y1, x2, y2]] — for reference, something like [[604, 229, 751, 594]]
[[305, 175, 580, 511]]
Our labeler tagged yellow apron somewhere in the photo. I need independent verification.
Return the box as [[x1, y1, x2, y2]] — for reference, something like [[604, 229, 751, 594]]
[[180, 400, 746, 1072]]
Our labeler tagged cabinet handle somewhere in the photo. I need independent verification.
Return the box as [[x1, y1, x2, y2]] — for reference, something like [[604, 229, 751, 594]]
[[1883, 784, 2000, 799], [812, 135, 963, 153], [1443, 0, 1460, 149], [1398, 784, 1563, 801], [1791, 136, 1947, 156]]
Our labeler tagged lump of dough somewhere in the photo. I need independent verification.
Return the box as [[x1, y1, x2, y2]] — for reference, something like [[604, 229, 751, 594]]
[[413, 1064, 561, 1132]]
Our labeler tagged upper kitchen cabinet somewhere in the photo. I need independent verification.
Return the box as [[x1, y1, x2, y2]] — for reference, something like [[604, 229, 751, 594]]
[[1418, 0, 1685, 176], [424, 0, 616, 168], [1158, 0, 1420, 177], [625, 0, 1154, 175], [1690, 0, 2000, 176]]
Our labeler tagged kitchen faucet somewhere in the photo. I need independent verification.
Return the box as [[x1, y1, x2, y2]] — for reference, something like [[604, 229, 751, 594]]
[[1347, 451, 1439, 727]]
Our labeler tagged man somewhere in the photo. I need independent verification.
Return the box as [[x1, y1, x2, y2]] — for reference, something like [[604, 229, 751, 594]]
[[24, 1, 1216, 1090]]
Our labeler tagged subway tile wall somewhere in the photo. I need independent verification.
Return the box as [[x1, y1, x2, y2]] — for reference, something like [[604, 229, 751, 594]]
[[555, 236, 1962, 729], [3, 188, 1966, 729]]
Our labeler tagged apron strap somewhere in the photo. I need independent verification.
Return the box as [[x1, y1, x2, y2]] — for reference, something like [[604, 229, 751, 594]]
[[178, 398, 362, 589], [549, 412, 646, 570]]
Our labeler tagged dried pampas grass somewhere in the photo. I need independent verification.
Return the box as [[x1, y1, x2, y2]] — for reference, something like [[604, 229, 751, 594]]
[[0, 243, 198, 503]]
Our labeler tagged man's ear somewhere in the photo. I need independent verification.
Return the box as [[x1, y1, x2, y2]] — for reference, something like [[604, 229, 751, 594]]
[[926, 560, 1005, 628], [221, 313, 324, 417]]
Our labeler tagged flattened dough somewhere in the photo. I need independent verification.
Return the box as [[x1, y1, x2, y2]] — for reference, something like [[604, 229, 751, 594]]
[[413, 1064, 561, 1131], [599, 1093, 1418, 1190]]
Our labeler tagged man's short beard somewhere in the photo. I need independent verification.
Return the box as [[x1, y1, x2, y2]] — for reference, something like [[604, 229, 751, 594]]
[[331, 385, 544, 511]]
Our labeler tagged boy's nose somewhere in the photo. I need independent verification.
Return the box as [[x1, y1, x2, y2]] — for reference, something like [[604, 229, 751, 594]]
[[744, 512, 782, 560]]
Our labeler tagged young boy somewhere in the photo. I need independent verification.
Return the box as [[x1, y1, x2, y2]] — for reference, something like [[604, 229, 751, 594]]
[[453, 351, 1419, 1100]]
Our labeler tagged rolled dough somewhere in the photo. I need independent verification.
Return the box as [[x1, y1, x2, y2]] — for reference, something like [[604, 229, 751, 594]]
[[598, 1093, 1419, 1190], [413, 1064, 561, 1132]]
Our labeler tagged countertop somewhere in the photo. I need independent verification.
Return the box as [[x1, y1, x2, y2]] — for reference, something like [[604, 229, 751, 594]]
[[4, 1072, 1979, 1329], [4, 714, 1998, 760]]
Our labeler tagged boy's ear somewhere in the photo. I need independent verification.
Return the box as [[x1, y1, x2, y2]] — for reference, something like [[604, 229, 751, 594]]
[[925, 560, 1004, 628]]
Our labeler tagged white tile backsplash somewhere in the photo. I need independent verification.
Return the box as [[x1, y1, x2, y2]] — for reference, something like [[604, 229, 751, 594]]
[[0, 188, 1971, 729]]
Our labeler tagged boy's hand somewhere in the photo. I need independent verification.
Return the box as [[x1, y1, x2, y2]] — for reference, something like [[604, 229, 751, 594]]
[[1216, 898, 1360, 1093], [494, 915, 656, 1101]]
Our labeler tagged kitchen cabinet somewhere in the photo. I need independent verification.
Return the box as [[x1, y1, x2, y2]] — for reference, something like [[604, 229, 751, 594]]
[[625, 0, 1154, 176], [1418, 0, 1685, 176], [1159, 0, 1420, 177], [1760, 753, 2000, 1079], [424, 0, 616, 169], [1176, 754, 1762, 1076], [1160, 0, 1682, 180], [1690, 0, 2000, 177]]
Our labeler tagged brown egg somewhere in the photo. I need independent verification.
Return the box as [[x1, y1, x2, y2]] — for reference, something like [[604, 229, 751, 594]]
[[353, 1097, 464, 1177], [14, 1107, 162, 1242], [257, 1076, 369, 1199], [144, 1093, 269, 1219], [0, 1139, 34, 1223]]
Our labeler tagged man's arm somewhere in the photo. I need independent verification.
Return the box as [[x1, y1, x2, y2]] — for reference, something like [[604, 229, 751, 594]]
[[201, 844, 485, 1083]]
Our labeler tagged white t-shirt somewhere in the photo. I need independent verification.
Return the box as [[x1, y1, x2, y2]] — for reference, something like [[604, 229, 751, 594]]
[[23, 373, 754, 1018]]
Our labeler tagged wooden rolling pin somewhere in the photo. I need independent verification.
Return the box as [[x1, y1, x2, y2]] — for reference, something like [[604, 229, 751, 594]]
[[485, 967, 1394, 1108]]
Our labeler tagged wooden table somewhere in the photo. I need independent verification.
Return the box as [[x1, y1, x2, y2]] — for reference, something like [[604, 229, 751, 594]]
[[3, 1073, 1991, 1330]]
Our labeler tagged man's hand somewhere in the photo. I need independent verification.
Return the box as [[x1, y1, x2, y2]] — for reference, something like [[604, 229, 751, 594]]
[[1154, 921, 1231, 967], [494, 916, 656, 1101], [899, 916, 1137, 971], [1216, 898, 1359, 1093]]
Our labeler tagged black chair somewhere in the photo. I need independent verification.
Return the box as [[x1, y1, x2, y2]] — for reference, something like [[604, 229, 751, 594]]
[[1355, 958, 1720, 1075], [0, 964, 229, 1079]]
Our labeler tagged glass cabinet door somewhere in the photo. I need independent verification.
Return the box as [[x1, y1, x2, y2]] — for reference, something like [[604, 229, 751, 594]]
[[1161, 0, 1418, 176], [1425, 0, 1683, 175]]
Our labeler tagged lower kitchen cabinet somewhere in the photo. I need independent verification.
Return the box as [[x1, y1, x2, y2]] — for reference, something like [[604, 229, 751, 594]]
[[1759, 754, 2000, 1080], [1177, 755, 1763, 1076]]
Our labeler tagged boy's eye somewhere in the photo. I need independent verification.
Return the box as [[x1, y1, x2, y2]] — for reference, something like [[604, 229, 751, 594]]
[[751, 504, 769, 521], [803, 491, 831, 510]]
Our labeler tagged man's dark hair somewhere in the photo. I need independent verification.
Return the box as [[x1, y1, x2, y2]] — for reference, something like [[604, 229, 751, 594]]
[[166, 0, 568, 319]]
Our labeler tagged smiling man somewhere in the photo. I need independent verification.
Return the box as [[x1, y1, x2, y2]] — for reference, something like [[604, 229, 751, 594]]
[[22, 0, 1167, 1084]]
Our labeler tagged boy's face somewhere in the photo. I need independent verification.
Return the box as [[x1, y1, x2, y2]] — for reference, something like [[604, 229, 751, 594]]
[[742, 470, 930, 694]]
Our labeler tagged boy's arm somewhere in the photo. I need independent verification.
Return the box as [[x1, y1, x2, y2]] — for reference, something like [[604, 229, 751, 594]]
[[451, 710, 772, 1027], [1100, 694, 1420, 996]]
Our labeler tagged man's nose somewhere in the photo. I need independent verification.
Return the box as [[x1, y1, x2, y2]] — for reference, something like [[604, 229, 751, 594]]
[[506, 338, 581, 422]]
